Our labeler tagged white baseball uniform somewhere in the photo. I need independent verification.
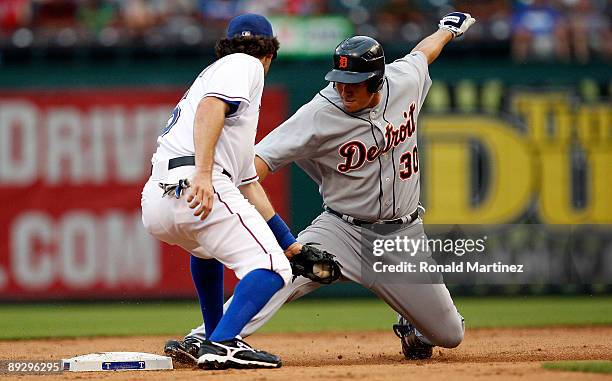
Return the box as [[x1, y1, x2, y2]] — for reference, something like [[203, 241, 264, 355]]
[[141, 53, 292, 285]]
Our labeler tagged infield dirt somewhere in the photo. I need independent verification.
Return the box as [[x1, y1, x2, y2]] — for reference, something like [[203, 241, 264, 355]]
[[1, 327, 611, 380]]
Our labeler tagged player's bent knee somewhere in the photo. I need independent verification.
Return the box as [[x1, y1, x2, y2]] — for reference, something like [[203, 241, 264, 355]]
[[437, 318, 464, 348], [272, 256, 293, 287], [442, 327, 464, 348], [427, 315, 464, 348], [429, 328, 463, 348]]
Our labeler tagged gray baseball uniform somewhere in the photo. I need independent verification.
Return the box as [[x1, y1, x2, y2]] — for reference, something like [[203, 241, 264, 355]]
[[260, 51, 430, 221], [188, 51, 463, 348]]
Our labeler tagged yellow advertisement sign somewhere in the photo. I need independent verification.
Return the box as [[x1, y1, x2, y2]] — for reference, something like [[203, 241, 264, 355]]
[[422, 93, 611, 224]]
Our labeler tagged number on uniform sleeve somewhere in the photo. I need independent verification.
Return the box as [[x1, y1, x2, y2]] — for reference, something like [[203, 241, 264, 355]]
[[399, 145, 419, 180], [161, 106, 181, 137]]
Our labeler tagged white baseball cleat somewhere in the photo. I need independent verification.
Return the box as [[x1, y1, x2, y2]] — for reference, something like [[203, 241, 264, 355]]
[[197, 338, 282, 370]]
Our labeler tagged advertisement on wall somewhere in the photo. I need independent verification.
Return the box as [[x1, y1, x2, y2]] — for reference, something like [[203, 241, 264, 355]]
[[0, 87, 289, 300]]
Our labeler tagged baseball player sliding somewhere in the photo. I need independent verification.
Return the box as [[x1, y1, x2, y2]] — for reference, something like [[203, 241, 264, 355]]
[[164, 12, 476, 363]]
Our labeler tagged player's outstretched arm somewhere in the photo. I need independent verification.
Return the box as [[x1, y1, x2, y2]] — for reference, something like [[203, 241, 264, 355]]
[[239, 180, 302, 256], [250, 155, 303, 257], [411, 12, 475, 64], [239, 180, 275, 220]]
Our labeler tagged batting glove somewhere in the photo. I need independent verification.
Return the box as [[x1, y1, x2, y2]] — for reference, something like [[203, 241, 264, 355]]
[[438, 12, 476, 38]]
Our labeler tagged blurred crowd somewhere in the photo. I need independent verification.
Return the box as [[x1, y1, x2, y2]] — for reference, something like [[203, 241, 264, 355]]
[[0, 0, 610, 62]]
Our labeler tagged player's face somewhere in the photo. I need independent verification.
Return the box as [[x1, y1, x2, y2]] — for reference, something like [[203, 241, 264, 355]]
[[261, 54, 274, 76], [335, 82, 380, 113]]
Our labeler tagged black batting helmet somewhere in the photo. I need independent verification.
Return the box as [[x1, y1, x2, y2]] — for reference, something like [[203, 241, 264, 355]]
[[325, 36, 385, 93]]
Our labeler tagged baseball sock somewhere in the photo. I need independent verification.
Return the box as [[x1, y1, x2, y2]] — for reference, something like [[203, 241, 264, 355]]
[[208, 269, 283, 342], [190, 256, 224, 337]]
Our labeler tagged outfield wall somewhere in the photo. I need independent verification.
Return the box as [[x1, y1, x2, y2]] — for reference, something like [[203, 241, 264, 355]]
[[0, 57, 609, 300], [0, 86, 289, 300]]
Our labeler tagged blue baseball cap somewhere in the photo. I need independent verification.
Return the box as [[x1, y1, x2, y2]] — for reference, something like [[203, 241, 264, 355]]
[[226, 13, 273, 38]]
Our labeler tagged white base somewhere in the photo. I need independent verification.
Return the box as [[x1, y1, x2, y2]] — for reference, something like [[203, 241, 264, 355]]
[[62, 352, 173, 372]]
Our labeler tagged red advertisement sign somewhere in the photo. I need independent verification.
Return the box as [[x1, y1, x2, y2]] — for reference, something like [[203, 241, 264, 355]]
[[0, 87, 289, 300]]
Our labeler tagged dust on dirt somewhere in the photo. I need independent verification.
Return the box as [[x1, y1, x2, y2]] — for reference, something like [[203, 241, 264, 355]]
[[1, 327, 610, 380]]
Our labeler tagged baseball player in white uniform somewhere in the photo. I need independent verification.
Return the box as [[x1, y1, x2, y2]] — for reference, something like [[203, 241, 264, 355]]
[[141, 14, 300, 370], [165, 12, 476, 362]]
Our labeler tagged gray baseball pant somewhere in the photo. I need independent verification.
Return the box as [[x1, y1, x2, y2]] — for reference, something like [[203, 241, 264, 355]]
[[188, 211, 464, 348]]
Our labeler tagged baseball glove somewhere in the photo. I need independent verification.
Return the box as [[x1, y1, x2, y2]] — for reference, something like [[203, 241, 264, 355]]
[[290, 243, 342, 284]]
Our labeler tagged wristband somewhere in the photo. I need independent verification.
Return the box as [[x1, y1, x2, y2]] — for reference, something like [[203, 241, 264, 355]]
[[267, 214, 297, 250]]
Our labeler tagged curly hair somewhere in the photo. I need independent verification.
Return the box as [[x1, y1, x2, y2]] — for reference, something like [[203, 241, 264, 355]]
[[215, 35, 280, 60]]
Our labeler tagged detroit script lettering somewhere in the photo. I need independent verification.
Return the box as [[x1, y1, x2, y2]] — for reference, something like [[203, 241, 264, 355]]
[[337, 102, 417, 173]]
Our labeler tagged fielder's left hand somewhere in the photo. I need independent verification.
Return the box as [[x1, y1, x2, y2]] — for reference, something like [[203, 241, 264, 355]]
[[438, 12, 476, 38], [284, 242, 302, 259], [289, 243, 342, 284]]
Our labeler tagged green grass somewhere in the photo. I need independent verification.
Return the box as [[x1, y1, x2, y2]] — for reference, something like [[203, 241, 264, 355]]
[[0, 303, 203, 340], [542, 361, 612, 374], [450, 296, 612, 328], [0, 296, 610, 340]]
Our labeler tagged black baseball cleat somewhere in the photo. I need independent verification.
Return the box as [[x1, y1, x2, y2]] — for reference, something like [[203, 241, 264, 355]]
[[197, 338, 282, 370], [393, 317, 434, 360], [164, 336, 205, 365]]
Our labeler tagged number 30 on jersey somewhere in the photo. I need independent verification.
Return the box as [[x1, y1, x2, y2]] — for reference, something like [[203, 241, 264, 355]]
[[399, 145, 419, 180]]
